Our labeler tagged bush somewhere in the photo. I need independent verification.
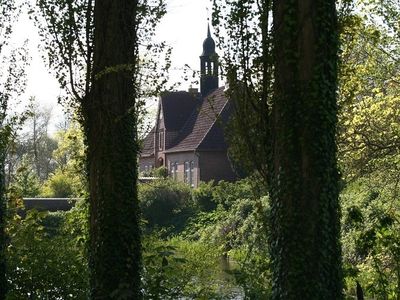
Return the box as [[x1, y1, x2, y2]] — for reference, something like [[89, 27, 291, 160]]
[[211, 178, 264, 209], [341, 178, 400, 299], [192, 180, 216, 212], [139, 179, 194, 234], [183, 178, 272, 299], [40, 170, 76, 198], [142, 234, 241, 299], [152, 166, 168, 178], [6, 209, 89, 299], [9, 164, 41, 198]]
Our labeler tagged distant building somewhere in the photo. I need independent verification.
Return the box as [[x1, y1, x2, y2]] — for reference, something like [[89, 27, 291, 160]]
[[139, 26, 236, 187]]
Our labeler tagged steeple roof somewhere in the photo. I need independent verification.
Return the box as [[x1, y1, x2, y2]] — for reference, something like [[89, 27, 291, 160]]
[[201, 24, 216, 56]]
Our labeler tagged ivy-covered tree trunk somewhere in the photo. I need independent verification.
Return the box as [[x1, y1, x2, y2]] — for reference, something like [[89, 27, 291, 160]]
[[0, 150, 6, 299], [84, 0, 141, 298], [268, 0, 343, 298]]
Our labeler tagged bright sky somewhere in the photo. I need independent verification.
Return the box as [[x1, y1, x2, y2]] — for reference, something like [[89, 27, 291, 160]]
[[8, 0, 214, 131]]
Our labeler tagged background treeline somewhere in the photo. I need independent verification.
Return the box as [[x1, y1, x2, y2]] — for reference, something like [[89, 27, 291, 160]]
[[5, 101, 85, 199]]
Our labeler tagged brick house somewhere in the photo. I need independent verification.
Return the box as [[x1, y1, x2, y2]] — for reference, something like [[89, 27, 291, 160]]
[[139, 26, 236, 187]]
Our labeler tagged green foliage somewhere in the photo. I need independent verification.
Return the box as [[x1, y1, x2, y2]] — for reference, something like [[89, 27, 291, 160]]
[[6, 209, 89, 299], [34, 0, 170, 296], [151, 166, 168, 178], [337, 4, 400, 298], [139, 179, 194, 234], [40, 169, 75, 198], [341, 177, 400, 299], [0, 2, 29, 296], [143, 234, 240, 299], [37, 122, 86, 198], [183, 178, 271, 299], [192, 180, 216, 212], [8, 158, 41, 198], [211, 178, 261, 209], [4, 175, 272, 299], [212, 0, 270, 181], [338, 12, 400, 181]]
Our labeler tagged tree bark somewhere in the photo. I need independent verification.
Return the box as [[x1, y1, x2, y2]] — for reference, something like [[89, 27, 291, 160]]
[[84, 0, 141, 298], [268, 0, 343, 298], [0, 156, 6, 300]]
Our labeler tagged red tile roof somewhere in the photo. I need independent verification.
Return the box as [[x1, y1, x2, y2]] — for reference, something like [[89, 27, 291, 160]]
[[140, 87, 229, 155], [166, 87, 229, 152], [140, 126, 155, 157]]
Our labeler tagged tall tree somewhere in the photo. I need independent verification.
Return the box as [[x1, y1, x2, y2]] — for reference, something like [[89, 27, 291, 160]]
[[213, 0, 343, 297], [84, 0, 141, 298], [212, 0, 271, 180], [35, 0, 166, 297], [0, 1, 27, 298], [269, 0, 342, 298]]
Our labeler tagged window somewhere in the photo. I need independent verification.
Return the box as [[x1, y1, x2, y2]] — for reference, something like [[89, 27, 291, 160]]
[[159, 130, 164, 150], [184, 161, 195, 187], [170, 162, 177, 180], [190, 161, 195, 187], [184, 161, 190, 184]]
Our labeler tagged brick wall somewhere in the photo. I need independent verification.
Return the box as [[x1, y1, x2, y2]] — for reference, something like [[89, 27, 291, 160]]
[[198, 151, 236, 183], [165, 151, 199, 187]]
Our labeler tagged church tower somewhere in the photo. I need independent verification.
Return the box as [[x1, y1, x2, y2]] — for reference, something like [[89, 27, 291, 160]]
[[200, 25, 219, 97]]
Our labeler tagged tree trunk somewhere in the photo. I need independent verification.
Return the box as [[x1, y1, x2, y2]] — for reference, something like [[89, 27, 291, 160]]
[[268, 0, 343, 298], [0, 156, 6, 300], [84, 0, 141, 298], [32, 115, 40, 179]]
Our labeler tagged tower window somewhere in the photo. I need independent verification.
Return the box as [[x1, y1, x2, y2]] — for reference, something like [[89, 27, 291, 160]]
[[159, 130, 164, 150]]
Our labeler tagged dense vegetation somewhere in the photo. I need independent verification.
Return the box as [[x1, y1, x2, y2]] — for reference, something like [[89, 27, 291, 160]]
[[0, 0, 400, 299], [4, 163, 400, 299]]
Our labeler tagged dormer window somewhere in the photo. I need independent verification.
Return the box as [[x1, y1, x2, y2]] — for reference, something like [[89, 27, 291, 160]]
[[159, 130, 164, 150]]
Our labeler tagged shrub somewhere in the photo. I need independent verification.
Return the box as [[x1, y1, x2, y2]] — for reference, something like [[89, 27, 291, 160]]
[[139, 179, 194, 234], [211, 178, 264, 209], [142, 234, 241, 299], [6, 209, 89, 299], [152, 166, 168, 178], [40, 170, 76, 198], [192, 180, 216, 212], [9, 164, 41, 198]]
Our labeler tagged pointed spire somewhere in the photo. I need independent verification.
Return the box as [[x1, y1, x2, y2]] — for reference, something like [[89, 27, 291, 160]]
[[207, 23, 211, 38]]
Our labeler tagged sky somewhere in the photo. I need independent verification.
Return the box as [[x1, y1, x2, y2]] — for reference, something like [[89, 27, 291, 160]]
[[8, 0, 214, 131]]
